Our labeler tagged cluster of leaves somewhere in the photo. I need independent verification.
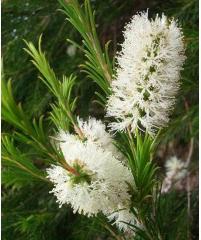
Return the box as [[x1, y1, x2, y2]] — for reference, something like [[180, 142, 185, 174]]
[[2, 0, 198, 239]]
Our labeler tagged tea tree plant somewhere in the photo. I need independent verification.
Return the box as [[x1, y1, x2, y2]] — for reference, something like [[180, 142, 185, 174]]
[[2, 0, 198, 239]]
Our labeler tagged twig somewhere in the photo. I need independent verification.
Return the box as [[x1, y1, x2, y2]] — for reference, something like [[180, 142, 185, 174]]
[[186, 137, 194, 240], [103, 223, 124, 240], [98, 218, 125, 240], [186, 137, 194, 167], [184, 98, 194, 240]]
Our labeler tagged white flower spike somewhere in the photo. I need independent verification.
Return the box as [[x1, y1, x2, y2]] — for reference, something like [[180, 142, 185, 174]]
[[106, 11, 186, 135], [47, 130, 133, 217]]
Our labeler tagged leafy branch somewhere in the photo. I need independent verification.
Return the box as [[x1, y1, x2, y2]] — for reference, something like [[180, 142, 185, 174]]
[[2, 135, 48, 183], [2, 78, 57, 162], [24, 36, 84, 139], [2, 75, 79, 174], [58, 0, 113, 101]]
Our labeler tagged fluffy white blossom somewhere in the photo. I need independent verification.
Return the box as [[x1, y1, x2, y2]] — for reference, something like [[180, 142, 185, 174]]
[[77, 117, 123, 160], [106, 11, 186, 135], [47, 131, 133, 217], [162, 156, 187, 193], [107, 208, 138, 235], [165, 156, 187, 180]]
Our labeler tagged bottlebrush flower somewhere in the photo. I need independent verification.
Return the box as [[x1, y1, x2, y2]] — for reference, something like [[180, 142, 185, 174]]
[[106, 11, 186, 135], [47, 132, 133, 217]]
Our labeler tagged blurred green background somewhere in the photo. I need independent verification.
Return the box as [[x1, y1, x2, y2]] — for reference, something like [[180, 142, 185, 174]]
[[2, 0, 198, 239]]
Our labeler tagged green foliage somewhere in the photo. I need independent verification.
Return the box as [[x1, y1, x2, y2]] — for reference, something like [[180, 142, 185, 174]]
[[2, 0, 86, 116], [119, 131, 157, 201], [130, 191, 188, 240], [2, 77, 64, 166], [24, 37, 78, 131], [59, 0, 113, 102], [131, 132, 158, 203], [2, 183, 107, 240], [2, 135, 47, 185]]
